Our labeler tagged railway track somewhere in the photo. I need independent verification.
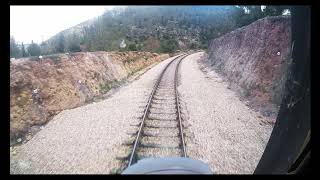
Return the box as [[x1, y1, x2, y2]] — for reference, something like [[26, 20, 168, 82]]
[[127, 53, 189, 167]]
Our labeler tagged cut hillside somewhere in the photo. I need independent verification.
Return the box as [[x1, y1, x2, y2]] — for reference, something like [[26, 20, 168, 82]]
[[206, 15, 291, 120], [10, 51, 169, 143]]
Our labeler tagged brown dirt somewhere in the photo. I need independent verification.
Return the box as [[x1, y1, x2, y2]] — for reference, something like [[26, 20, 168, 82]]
[[10, 51, 169, 142], [206, 15, 291, 120]]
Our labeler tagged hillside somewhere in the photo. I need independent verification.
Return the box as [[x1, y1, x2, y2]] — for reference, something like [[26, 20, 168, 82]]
[[10, 51, 169, 143], [205, 15, 291, 120], [10, 6, 290, 59], [40, 6, 272, 54]]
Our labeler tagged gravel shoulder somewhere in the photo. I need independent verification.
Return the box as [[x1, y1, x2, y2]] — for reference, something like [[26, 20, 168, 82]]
[[178, 52, 274, 174], [10, 55, 180, 174]]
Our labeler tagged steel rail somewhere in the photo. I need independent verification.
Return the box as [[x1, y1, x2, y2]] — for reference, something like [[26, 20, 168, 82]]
[[174, 56, 187, 157], [127, 54, 185, 167]]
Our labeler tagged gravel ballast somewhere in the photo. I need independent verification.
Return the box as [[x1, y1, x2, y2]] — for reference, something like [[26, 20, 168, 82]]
[[10, 55, 180, 174], [10, 52, 274, 174], [178, 52, 274, 174], [135, 57, 184, 161]]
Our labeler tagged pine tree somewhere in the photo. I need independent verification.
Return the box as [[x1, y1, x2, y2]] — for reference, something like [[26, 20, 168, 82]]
[[27, 40, 41, 56], [10, 36, 21, 58], [21, 42, 27, 57], [67, 33, 81, 52], [56, 34, 65, 53]]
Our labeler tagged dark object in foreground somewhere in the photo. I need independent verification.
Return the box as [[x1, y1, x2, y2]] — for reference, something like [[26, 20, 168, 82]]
[[122, 157, 213, 174]]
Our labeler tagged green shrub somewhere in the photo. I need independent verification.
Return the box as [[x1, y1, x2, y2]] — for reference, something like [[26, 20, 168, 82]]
[[100, 82, 111, 94], [27, 41, 41, 56], [159, 39, 179, 53], [128, 43, 137, 51], [99, 80, 118, 94], [244, 88, 251, 97]]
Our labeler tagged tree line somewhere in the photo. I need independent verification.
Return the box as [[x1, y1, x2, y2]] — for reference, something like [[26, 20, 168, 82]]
[[10, 38, 41, 58], [10, 6, 290, 59]]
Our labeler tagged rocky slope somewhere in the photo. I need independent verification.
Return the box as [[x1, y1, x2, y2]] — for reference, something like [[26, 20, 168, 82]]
[[206, 15, 291, 120], [10, 51, 169, 142]]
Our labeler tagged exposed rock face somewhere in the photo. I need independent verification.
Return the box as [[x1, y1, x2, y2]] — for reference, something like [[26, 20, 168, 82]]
[[207, 16, 291, 119], [10, 51, 169, 141]]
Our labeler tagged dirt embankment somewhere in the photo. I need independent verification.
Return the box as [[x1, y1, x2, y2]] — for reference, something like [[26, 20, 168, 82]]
[[10, 51, 169, 142], [206, 16, 291, 120]]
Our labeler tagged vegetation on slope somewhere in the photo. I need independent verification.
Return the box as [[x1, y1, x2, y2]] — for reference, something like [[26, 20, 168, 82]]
[[10, 6, 290, 58]]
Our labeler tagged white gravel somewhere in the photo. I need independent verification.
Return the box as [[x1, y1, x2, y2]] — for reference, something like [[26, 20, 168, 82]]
[[178, 52, 274, 174], [10, 52, 274, 174], [10, 55, 180, 174]]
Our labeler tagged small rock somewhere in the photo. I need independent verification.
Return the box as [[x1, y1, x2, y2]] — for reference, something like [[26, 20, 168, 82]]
[[262, 110, 272, 117], [33, 88, 39, 94], [30, 125, 41, 134], [57, 69, 64, 74], [22, 65, 31, 70], [17, 138, 22, 143], [277, 52, 281, 56], [119, 39, 126, 48], [26, 135, 32, 141]]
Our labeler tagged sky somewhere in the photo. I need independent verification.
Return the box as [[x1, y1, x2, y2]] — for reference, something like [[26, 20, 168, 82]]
[[10, 6, 117, 44]]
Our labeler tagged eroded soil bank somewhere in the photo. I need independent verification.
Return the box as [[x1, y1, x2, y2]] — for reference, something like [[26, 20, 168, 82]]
[[10, 55, 179, 174], [10, 51, 169, 143], [206, 15, 291, 120]]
